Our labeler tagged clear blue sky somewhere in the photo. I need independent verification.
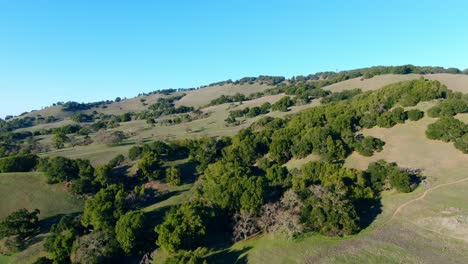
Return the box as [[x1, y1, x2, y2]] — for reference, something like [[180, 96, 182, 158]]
[[1, 0, 468, 118]]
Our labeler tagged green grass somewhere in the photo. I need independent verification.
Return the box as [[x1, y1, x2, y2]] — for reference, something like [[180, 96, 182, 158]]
[[0, 172, 83, 220], [143, 183, 194, 213]]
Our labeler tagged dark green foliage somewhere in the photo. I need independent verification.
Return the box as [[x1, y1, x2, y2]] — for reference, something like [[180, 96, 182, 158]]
[[201, 160, 265, 213], [269, 129, 294, 163], [119, 112, 132, 122], [40, 156, 79, 183], [71, 113, 94, 123], [426, 115, 468, 153], [454, 133, 468, 153], [427, 98, 468, 117], [376, 107, 407, 128], [62, 101, 94, 112], [355, 136, 385, 157], [52, 131, 69, 149], [186, 137, 229, 172], [71, 159, 99, 195], [366, 160, 413, 193], [389, 169, 412, 193], [116, 211, 152, 255], [270, 79, 446, 164], [208, 93, 247, 106], [426, 117, 467, 142], [0, 209, 40, 240], [109, 154, 125, 168], [137, 151, 162, 181], [93, 163, 113, 187], [407, 109, 424, 121], [293, 161, 374, 200], [300, 186, 360, 236], [45, 230, 75, 263], [228, 103, 271, 121], [81, 185, 127, 231], [0, 154, 38, 172], [166, 166, 181, 186], [128, 145, 143, 160], [321, 89, 362, 104], [265, 164, 290, 187], [155, 203, 214, 253], [271, 96, 294, 112]]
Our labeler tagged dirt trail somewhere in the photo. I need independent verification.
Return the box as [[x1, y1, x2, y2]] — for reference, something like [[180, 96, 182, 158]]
[[390, 177, 468, 221]]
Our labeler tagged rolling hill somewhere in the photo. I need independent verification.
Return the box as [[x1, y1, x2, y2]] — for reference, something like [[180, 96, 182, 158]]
[[1, 66, 468, 264]]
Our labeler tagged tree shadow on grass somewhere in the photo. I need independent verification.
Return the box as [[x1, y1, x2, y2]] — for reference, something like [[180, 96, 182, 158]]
[[207, 246, 251, 264], [147, 189, 184, 206], [38, 212, 82, 233], [175, 161, 198, 184], [357, 198, 382, 229], [145, 205, 174, 225]]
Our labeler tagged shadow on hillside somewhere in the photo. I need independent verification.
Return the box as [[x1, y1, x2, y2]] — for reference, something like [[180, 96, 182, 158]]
[[357, 198, 382, 229], [176, 161, 198, 184], [145, 205, 173, 225], [207, 246, 251, 264], [39, 212, 82, 233]]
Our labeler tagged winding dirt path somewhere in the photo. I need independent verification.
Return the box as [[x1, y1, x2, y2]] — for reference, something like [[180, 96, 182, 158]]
[[390, 176, 468, 221]]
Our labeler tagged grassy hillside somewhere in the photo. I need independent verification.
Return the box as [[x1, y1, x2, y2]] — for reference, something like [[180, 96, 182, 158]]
[[175, 82, 272, 108], [0, 172, 83, 220], [2, 70, 468, 264], [326, 73, 468, 94]]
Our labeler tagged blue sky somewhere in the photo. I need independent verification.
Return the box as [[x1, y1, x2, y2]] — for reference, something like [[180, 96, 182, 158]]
[[1, 0, 467, 118]]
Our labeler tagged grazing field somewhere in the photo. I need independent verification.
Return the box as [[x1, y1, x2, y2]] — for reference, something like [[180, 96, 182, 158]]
[[326, 73, 468, 94], [326, 74, 421, 92], [0, 172, 83, 220], [175, 83, 272, 108]]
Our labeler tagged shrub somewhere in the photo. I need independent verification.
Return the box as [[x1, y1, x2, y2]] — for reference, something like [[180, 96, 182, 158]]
[[0, 209, 40, 240], [406, 109, 424, 121], [128, 146, 143, 160], [271, 96, 294, 112], [426, 117, 467, 142], [137, 152, 162, 181], [40, 156, 79, 183], [116, 211, 152, 255], [0, 154, 38, 173], [355, 136, 385, 156], [454, 134, 468, 153], [155, 203, 213, 253], [166, 167, 181, 186]]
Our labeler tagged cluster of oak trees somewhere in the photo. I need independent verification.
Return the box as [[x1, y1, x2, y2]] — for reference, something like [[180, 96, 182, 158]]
[[426, 93, 468, 153]]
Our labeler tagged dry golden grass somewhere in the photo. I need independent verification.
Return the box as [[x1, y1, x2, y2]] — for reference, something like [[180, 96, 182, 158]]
[[325, 73, 468, 94], [426, 73, 468, 93], [325, 74, 421, 92], [175, 83, 272, 108]]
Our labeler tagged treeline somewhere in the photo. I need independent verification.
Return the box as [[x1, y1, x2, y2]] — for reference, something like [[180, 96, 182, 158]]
[[202, 75, 286, 88], [208, 83, 330, 107], [134, 95, 196, 124], [289, 65, 466, 84], [0, 115, 58, 133]]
